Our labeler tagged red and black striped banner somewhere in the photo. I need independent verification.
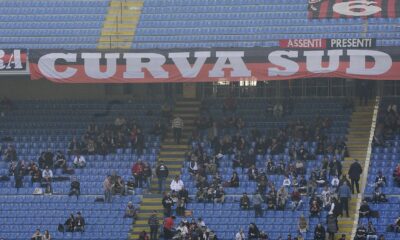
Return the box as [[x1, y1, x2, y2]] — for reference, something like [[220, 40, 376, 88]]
[[308, 0, 400, 19]]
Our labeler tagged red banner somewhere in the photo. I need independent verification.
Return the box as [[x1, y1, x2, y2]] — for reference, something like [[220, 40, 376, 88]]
[[28, 47, 400, 83]]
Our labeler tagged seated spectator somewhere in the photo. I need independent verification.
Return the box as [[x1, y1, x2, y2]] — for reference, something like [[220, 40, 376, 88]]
[[372, 187, 387, 203], [54, 151, 67, 169], [298, 175, 307, 194], [290, 187, 303, 211], [314, 224, 326, 240], [68, 137, 82, 155], [276, 186, 288, 210], [225, 171, 239, 188], [248, 223, 260, 240], [256, 175, 268, 194], [266, 187, 277, 210], [196, 188, 206, 202], [240, 193, 250, 210], [366, 221, 378, 240], [64, 214, 75, 232], [170, 175, 184, 192], [321, 186, 332, 209], [310, 200, 321, 217], [387, 216, 400, 233], [375, 171, 386, 188], [31, 229, 43, 240], [42, 166, 53, 194], [235, 228, 245, 240], [331, 175, 340, 192], [248, 165, 258, 181], [298, 214, 308, 234], [139, 230, 150, 240], [188, 160, 198, 175], [273, 102, 283, 119], [359, 200, 371, 218], [213, 186, 225, 203], [42, 230, 51, 240], [43, 149, 54, 169], [68, 177, 80, 199], [162, 193, 174, 217], [295, 160, 305, 175], [114, 114, 127, 128], [394, 163, 400, 186], [282, 176, 291, 188], [124, 201, 138, 219], [30, 164, 42, 184], [3, 144, 17, 162], [113, 176, 126, 196], [74, 212, 85, 232], [354, 224, 367, 240], [73, 154, 86, 168]]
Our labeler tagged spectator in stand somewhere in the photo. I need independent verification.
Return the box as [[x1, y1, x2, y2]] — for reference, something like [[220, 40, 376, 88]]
[[235, 228, 245, 240], [124, 201, 137, 220], [253, 191, 263, 217], [291, 187, 303, 211], [176, 197, 186, 216], [338, 181, 351, 217], [222, 95, 237, 113], [64, 214, 75, 232], [188, 160, 198, 175], [366, 221, 378, 240], [298, 214, 308, 234], [327, 214, 338, 240], [273, 102, 283, 119], [277, 186, 288, 210], [73, 154, 86, 168], [331, 174, 340, 192], [132, 160, 144, 188], [162, 192, 174, 217], [43, 149, 54, 169], [374, 171, 386, 188], [156, 161, 169, 193], [388, 216, 400, 232], [74, 212, 85, 232], [14, 167, 23, 191], [214, 186, 225, 203], [139, 231, 150, 240], [103, 175, 113, 203], [31, 229, 43, 240], [142, 162, 152, 192], [68, 137, 82, 155], [172, 116, 184, 144], [248, 223, 260, 240], [394, 163, 400, 186], [163, 215, 176, 239], [228, 171, 240, 187], [321, 186, 332, 209], [42, 166, 53, 194], [170, 175, 184, 192], [114, 114, 127, 129], [54, 151, 67, 170], [3, 144, 17, 162], [42, 230, 51, 240], [240, 192, 250, 210], [148, 210, 159, 240], [372, 187, 387, 203], [359, 200, 371, 218], [314, 224, 326, 240], [348, 159, 363, 194], [355, 224, 367, 240], [30, 164, 42, 185], [310, 200, 321, 217], [161, 103, 172, 121], [283, 176, 291, 188], [113, 176, 126, 196], [152, 120, 166, 140], [248, 165, 258, 181], [68, 176, 80, 199]]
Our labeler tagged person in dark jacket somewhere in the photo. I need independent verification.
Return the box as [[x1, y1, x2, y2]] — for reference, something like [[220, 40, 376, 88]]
[[240, 193, 250, 210], [338, 181, 351, 217], [162, 192, 174, 217], [248, 223, 260, 240], [314, 224, 326, 240], [348, 159, 363, 194], [148, 210, 159, 240], [74, 212, 85, 232], [327, 214, 338, 240], [68, 176, 80, 199], [156, 161, 169, 193]]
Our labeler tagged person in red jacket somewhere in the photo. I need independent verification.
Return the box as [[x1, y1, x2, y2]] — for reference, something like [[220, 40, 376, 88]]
[[131, 160, 144, 188], [163, 216, 176, 239]]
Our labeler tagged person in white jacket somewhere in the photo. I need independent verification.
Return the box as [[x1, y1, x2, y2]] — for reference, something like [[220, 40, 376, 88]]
[[73, 154, 86, 168], [170, 175, 184, 192], [235, 228, 245, 240]]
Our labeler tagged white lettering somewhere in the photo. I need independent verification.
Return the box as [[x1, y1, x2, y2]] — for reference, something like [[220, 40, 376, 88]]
[[333, 0, 381, 17], [169, 52, 210, 78], [81, 53, 119, 79], [347, 50, 392, 75], [6, 50, 22, 69], [123, 53, 168, 78], [38, 53, 77, 79], [304, 50, 343, 73], [268, 51, 299, 76], [209, 51, 251, 78]]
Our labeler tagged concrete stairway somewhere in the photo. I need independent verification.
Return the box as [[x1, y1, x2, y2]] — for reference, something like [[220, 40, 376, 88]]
[[98, 0, 143, 49], [337, 101, 375, 239], [130, 99, 200, 239]]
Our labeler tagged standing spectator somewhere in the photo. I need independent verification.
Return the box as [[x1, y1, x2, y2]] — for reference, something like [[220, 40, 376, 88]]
[[103, 175, 113, 203], [310, 200, 321, 217], [162, 192, 174, 217], [132, 160, 144, 188], [253, 192, 263, 217], [139, 231, 150, 240], [31, 229, 43, 240], [229, 172, 240, 187], [68, 176, 80, 199], [327, 214, 338, 240], [291, 187, 303, 211], [338, 181, 351, 217], [366, 221, 378, 240], [172, 116, 184, 144], [314, 224, 326, 240], [273, 102, 283, 119], [374, 171, 386, 188], [235, 228, 245, 240], [348, 159, 363, 194], [298, 214, 308, 234], [148, 210, 159, 240], [42, 166, 53, 194], [163, 215, 176, 240], [73, 154, 86, 168], [14, 168, 23, 191], [359, 200, 371, 218], [3, 144, 17, 162], [142, 162, 152, 192], [248, 223, 260, 240], [170, 175, 184, 192], [156, 161, 169, 193]]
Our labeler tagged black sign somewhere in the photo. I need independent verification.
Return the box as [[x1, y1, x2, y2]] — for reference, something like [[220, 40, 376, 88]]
[[0, 49, 27, 71]]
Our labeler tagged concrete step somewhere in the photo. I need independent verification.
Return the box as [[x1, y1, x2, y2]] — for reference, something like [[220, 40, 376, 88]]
[[110, 1, 143, 7]]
